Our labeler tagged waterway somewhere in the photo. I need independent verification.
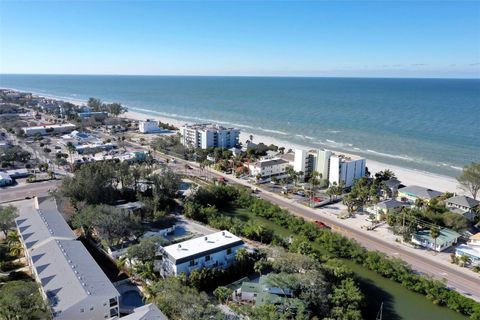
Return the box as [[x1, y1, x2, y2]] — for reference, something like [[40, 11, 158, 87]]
[[343, 260, 468, 320]]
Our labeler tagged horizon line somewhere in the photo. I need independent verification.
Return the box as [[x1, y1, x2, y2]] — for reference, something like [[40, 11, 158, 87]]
[[1, 72, 479, 80]]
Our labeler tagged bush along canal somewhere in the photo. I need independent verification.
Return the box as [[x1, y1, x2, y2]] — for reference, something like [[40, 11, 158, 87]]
[[342, 260, 468, 320]]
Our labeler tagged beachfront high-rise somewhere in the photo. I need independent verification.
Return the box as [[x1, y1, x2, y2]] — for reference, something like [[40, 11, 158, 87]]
[[180, 123, 240, 149], [294, 148, 365, 187]]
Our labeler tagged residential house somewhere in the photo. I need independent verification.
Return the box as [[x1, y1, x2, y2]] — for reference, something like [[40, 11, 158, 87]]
[[445, 195, 479, 222], [15, 197, 120, 319], [237, 276, 293, 306], [382, 178, 402, 198], [411, 228, 461, 252], [366, 199, 409, 221], [158, 230, 244, 276], [397, 185, 442, 204], [456, 233, 480, 265], [117, 304, 168, 320]]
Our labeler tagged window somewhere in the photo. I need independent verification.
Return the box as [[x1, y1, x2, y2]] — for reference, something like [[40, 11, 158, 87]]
[[80, 308, 85, 313], [90, 307, 94, 311], [103, 302, 107, 307], [226, 248, 232, 255], [205, 255, 211, 262], [189, 259, 195, 266]]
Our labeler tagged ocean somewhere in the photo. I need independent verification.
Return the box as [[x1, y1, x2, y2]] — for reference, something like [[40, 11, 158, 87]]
[[1, 74, 479, 177]]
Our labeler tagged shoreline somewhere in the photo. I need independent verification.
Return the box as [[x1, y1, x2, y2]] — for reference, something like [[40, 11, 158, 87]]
[[123, 110, 464, 194], [1, 87, 465, 193]]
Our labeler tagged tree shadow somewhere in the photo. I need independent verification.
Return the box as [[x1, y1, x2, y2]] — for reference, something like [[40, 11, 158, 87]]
[[357, 276, 402, 320]]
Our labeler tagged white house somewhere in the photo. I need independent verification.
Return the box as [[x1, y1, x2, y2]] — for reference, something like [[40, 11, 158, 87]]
[[248, 158, 289, 181], [139, 119, 163, 133], [329, 153, 366, 188], [159, 230, 244, 276], [15, 197, 120, 319], [180, 123, 239, 149]]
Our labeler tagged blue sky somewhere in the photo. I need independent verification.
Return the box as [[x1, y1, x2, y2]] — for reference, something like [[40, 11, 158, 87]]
[[1, 1, 479, 78]]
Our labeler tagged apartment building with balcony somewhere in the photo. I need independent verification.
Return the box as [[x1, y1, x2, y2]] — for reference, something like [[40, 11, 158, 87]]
[[180, 123, 239, 149], [248, 158, 289, 181], [159, 230, 244, 276]]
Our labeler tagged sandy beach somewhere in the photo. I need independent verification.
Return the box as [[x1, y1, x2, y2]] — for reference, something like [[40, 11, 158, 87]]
[[124, 110, 465, 194]]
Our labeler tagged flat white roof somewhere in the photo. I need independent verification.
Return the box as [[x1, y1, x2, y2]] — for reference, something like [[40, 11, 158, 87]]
[[162, 230, 243, 264], [23, 123, 76, 130]]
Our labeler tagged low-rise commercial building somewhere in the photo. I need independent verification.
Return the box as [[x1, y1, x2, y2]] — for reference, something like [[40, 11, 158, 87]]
[[22, 123, 76, 136], [456, 233, 480, 265], [159, 230, 244, 276], [180, 123, 239, 149], [15, 197, 120, 319]]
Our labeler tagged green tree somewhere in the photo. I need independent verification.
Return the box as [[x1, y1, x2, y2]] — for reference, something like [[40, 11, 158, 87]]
[[213, 286, 233, 304], [106, 102, 127, 117], [147, 277, 221, 320], [0, 205, 18, 238], [87, 97, 103, 112], [328, 278, 364, 320], [430, 225, 440, 251], [0, 281, 49, 320], [457, 162, 480, 200]]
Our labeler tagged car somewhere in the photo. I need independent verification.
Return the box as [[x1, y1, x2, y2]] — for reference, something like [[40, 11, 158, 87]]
[[295, 191, 305, 197], [314, 220, 330, 229]]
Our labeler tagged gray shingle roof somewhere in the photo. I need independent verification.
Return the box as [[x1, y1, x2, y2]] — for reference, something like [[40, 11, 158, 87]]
[[446, 195, 479, 209], [377, 199, 407, 210], [398, 185, 442, 200]]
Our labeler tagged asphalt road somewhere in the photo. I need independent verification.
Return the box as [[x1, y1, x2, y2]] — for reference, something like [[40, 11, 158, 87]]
[[163, 154, 480, 301], [0, 180, 61, 204]]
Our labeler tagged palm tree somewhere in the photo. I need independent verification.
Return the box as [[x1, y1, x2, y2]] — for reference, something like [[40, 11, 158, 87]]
[[6, 231, 19, 250], [430, 225, 440, 251], [9, 242, 23, 257], [66, 142, 76, 171], [459, 255, 471, 267]]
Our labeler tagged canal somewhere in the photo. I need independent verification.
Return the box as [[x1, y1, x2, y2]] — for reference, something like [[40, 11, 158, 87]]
[[343, 260, 468, 320]]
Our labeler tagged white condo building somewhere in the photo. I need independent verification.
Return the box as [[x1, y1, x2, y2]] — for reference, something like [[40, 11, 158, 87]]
[[329, 153, 366, 187], [159, 230, 244, 276], [249, 158, 289, 181], [180, 123, 239, 149], [139, 119, 162, 133], [293, 148, 365, 187], [15, 197, 120, 320]]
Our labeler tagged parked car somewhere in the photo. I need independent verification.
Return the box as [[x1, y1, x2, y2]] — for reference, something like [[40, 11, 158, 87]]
[[314, 220, 330, 229]]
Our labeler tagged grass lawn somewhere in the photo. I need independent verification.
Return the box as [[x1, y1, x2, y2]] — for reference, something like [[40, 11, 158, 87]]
[[221, 207, 292, 237]]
